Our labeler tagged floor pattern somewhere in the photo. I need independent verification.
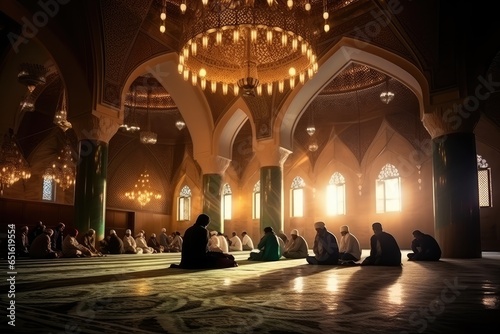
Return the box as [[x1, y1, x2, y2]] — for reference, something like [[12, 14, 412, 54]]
[[2, 251, 500, 334]]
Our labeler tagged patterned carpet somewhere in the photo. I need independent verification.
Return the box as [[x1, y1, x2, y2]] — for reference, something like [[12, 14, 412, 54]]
[[2, 251, 500, 334]]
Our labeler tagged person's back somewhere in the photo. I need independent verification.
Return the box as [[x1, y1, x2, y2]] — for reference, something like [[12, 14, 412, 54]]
[[377, 231, 401, 265], [241, 232, 254, 250], [249, 227, 281, 261], [180, 216, 210, 268], [107, 231, 124, 254], [229, 232, 242, 251], [408, 230, 441, 261], [362, 222, 401, 266], [30, 229, 56, 259], [217, 234, 229, 253]]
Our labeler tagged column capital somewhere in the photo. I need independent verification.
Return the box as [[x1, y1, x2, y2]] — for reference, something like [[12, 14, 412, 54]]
[[423, 92, 480, 139], [196, 153, 231, 175], [71, 111, 121, 143], [254, 139, 292, 167]]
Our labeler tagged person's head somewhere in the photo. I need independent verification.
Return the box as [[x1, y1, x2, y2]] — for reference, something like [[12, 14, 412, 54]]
[[340, 225, 349, 236], [196, 213, 210, 227], [290, 229, 299, 240], [151, 233, 156, 238], [210, 230, 218, 237], [314, 221, 326, 234], [21, 226, 28, 233], [88, 229, 95, 236], [242, 231, 247, 237], [125, 229, 132, 236], [232, 231, 236, 237], [412, 230, 423, 239], [264, 226, 273, 234], [161, 228, 166, 233], [44, 228, 54, 237], [68, 228, 78, 237], [136, 232, 143, 238], [57, 222, 65, 231], [372, 222, 383, 235], [110, 229, 117, 236]]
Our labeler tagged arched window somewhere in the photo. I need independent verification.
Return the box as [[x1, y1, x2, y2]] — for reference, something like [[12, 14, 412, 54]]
[[222, 183, 232, 220], [376, 163, 401, 213], [177, 185, 191, 221], [326, 172, 346, 215], [477, 155, 492, 208], [42, 177, 56, 201], [291, 176, 305, 217], [253, 180, 260, 219]]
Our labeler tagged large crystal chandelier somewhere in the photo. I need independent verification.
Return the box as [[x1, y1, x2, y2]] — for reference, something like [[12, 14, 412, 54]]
[[125, 170, 162, 207], [161, 0, 332, 96], [0, 129, 31, 194], [44, 142, 76, 191]]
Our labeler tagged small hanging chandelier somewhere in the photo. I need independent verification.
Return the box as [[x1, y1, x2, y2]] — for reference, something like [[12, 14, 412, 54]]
[[53, 89, 72, 132], [175, 119, 186, 131], [380, 77, 395, 104], [18, 63, 47, 93], [125, 170, 162, 207], [139, 89, 157, 144]]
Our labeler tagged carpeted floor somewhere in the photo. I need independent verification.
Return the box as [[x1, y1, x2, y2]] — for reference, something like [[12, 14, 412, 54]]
[[2, 250, 499, 334]]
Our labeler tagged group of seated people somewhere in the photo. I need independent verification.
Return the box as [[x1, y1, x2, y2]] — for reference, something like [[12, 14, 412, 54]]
[[247, 221, 441, 266], [16, 216, 441, 267], [16, 221, 104, 259], [173, 214, 442, 269], [99, 228, 184, 254]]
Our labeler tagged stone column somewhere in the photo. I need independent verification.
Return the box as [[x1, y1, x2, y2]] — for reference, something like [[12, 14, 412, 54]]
[[71, 113, 120, 242], [255, 140, 291, 234], [423, 98, 481, 258], [196, 154, 230, 233]]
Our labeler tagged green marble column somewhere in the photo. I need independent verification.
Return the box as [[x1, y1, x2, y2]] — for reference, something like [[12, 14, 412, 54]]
[[433, 132, 481, 258], [202, 173, 222, 232], [74, 139, 108, 241], [260, 166, 282, 233]]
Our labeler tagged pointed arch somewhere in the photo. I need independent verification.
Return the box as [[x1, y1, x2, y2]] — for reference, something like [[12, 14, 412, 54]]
[[277, 37, 430, 151], [122, 53, 213, 162]]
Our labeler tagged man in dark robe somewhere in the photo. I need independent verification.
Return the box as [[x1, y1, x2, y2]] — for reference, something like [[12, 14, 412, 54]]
[[407, 230, 441, 261], [362, 222, 401, 266], [173, 213, 237, 269], [107, 230, 124, 254]]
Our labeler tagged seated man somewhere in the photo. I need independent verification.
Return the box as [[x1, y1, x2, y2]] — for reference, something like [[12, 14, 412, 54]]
[[172, 213, 237, 269], [123, 229, 143, 254], [228, 231, 242, 252], [29, 228, 59, 259], [62, 228, 95, 257], [135, 231, 154, 254], [248, 226, 281, 261], [107, 230, 124, 254], [361, 222, 401, 266], [147, 233, 164, 253], [283, 229, 309, 259], [241, 231, 254, 250], [407, 230, 441, 261], [338, 225, 362, 264], [306, 222, 339, 265]]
